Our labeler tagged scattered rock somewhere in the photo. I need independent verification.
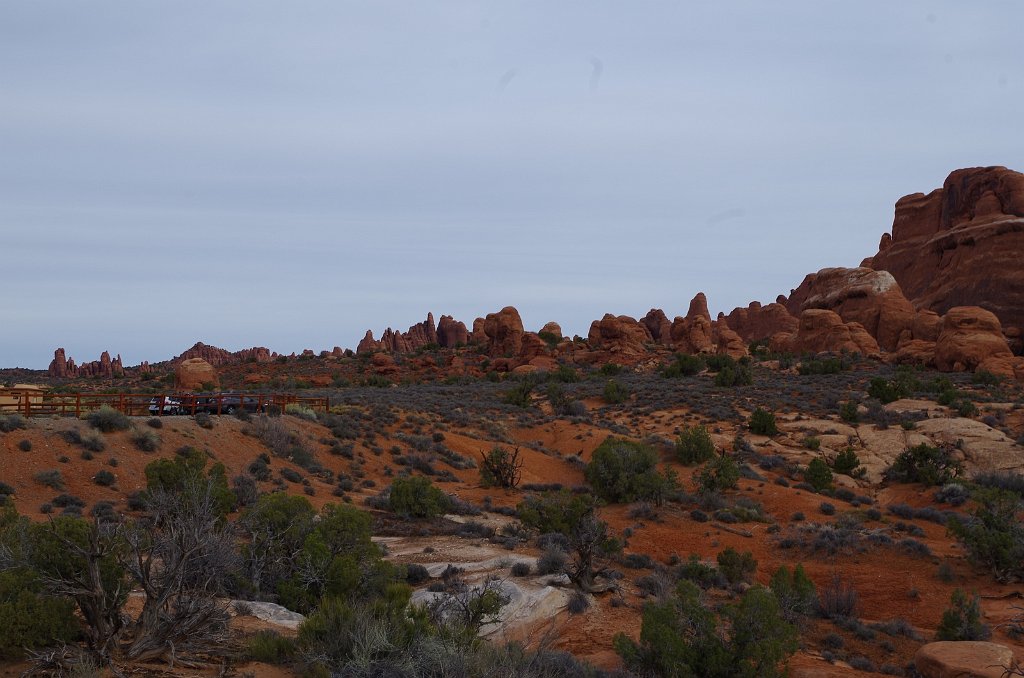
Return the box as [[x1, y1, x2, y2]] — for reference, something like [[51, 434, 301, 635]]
[[174, 358, 218, 390], [914, 641, 1015, 678], [934, 307, 1014, 372]]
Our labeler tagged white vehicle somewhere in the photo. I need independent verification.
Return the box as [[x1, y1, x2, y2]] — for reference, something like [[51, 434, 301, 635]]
[[148, 397, 182, 415]]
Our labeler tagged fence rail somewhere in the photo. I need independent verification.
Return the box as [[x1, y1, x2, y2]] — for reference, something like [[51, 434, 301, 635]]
[[0, 392, 330, 418]]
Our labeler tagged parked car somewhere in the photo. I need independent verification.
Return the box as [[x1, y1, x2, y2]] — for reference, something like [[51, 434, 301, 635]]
[[148, 397, 182, 416], [186, 394, 267, 415]]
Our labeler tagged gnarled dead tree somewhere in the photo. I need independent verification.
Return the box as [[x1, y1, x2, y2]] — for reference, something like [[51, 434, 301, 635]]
[[122, 480, 237, 664], [479, 446, 523, 489]]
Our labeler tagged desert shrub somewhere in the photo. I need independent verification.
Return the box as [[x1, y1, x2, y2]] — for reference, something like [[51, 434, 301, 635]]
[[818, 574, 858, 619], [935, 589, 990, 641], [662, 354, 705, 378], [769, 563, 817, 622], [839, 400, 860, 424], [144, 447, 235, 517], [15, 438, 32, 453], [868, 377, 909, 404], [86, 405, 130, 432], [804, 458, 833, 492], [704, 354, 736, 372], [0, 414, 27, 433], [819, 502, 836, 516], [948, 489, 1024, 583], [33, 470, 64, 491], [93, 470, 115, 487], [195, 412, 214, 429], [478, 446, 522, 489], [147, 417, 163, 429], [389, 476, 450, 519], [973, 470, 1024, 498], [511, 562, 532, 577], [517, 491, 597, 536], [280, 468, 303, 484], [614, 580, 797, 678], [675, 425, 716, 465], [698, 454, 740, 494], [536, 546, 568, 575], [130, 428, 161, 452], [797, 357, 846, 375], [716, 547, 757, 585], [247, 629, 297, 663], [585, 437, 676, 505], [884, 443, 962, 486], [285, 403, 318, 421], [833, 448, 863, 477], [602, 379, 630, 404], [802, 435, 821, 451], [600, 363, 623, 376], [567, 591, 590, 614], [749, 408, 778, 436], [552, 364, 580, 382], [714, 363, 753, 387], [503, 382, 533, 408], [405, 564, 430, 585], [232, 474, 259, 508], [0, 568, 79, 659]]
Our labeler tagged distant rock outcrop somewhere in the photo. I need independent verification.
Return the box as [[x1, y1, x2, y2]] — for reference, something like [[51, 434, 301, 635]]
[[176, 342, 273, 366], [670, 293, 715, 354], [640, 309, 673, 346], [478, 306, 525, 357], [47, 348, 124, 378], [587, 314, 652, 360], [437, 315, 469, 348], [863, 166, 1024, 334], [722, 302, 798, 343], [785, 267, 916, 351], [771, 309, 880, 357], [934, 306, 1016, 372], [174, 358, 218, 390], [357, 313, 448, 354]]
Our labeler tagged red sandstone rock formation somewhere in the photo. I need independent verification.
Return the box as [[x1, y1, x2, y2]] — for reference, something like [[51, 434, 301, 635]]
[[711, 320, 749, 359], [785, 267, 920, 352], [640, 309, 672, 346], [177, 342, 272, 366], [174, 358, 218, 390], [478, 306, 525, 357], [437, 315, 469, 348], [670, 293, 715, 354], [588, 314, 653, 360], [48, 348, 123, 378], [722, 302, 798, 343], [863, 166, 1024, 332], [771, 309, 880, 356], [934, 307, 1015, 372], [539, 321, 563, 340]]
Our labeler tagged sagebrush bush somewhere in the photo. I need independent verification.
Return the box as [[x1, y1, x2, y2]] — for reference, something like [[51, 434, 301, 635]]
[[17, 439, 31, 452], [602, 379, 630, 404], [93, 470, 115, 487], [131, 428, 161, 452], [247, 629, 297, 663], [33, 470, 64, 491], [86, 405, 130, 432], [0, 414, 28, 433]]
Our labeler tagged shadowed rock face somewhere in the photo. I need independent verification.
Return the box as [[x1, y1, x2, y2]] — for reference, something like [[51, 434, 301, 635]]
[[863, 166, 1024, 333]]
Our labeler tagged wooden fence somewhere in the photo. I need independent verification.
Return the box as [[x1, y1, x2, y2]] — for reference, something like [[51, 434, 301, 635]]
[[0, 392, 330, 419]]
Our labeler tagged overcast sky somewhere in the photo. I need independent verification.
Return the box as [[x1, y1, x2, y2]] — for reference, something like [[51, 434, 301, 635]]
[[2, 2, 1021, 369]]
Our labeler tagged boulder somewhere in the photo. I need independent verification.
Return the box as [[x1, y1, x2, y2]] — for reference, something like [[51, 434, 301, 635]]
[[934, 307, 1013, 372], [518, 333, 550, 363], [539, 321, 563, 339], [771, 309, 880, 356], [174, 358, 218, 390], [785, 267, 916, 351], [863, 166, 1024, 331], [914, 641, 1015, 678], [977, 354, 1024, 381]]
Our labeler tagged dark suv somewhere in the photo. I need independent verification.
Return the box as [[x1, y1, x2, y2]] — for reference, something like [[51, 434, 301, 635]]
[[188, 394, 266, 415]]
